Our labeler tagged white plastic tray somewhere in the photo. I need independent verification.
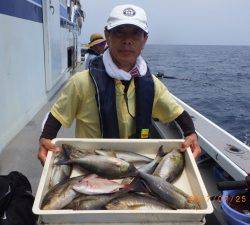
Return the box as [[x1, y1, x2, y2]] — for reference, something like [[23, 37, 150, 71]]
[[33, 138, 213, 224]]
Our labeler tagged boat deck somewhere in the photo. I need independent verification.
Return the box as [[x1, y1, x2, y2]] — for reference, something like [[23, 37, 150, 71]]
[[0, 84, 75, 193], [173, 96, 250, 181]]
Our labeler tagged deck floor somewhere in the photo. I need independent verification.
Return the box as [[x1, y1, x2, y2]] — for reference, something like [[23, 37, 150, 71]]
[[0, 85, 75, 193]]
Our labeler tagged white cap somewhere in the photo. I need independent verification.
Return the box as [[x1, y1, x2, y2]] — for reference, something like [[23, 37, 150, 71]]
[[106, 4, 148, 33]]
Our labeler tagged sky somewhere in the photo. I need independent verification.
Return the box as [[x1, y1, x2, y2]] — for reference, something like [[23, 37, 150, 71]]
[[80, 0, 250, 46]]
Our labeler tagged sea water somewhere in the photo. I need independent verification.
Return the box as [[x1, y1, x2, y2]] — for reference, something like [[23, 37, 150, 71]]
[[143, 45, 250, 146]]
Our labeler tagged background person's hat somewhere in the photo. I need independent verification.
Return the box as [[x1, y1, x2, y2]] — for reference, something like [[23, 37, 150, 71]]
[[85, 33, 106, 48], [106, 4, 148, 33]]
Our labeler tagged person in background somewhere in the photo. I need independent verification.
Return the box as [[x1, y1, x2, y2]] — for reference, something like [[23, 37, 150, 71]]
[[84, 33, 106, 69], [38, 4, 201, 165]]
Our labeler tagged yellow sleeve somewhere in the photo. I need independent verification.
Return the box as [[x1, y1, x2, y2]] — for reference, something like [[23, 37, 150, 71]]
[[51, 76, 82, 128], [152, 76, 184, 123]]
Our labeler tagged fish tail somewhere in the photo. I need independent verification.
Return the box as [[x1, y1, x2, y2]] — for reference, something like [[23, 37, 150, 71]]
[[123, 177, 140, 191], [152, 145, 165, 164], [61, 144, 71, 160], [54, 159, 72, 165], [127, 163, 140, 177], [157, 145, 166, 158], [123, 176, 150, 194], [113, 188, 130, 198], [94, 149, 104, 155]]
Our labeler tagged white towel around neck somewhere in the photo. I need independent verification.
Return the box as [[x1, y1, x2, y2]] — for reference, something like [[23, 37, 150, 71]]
[[102, 49, 147, 81]]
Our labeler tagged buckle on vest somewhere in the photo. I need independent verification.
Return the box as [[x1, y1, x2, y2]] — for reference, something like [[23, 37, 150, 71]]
[[141, 128, 149, 139]]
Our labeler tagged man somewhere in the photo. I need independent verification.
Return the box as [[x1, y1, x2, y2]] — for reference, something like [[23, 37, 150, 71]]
[[38, 4, 201, 165], [84, 33, 106, 69]]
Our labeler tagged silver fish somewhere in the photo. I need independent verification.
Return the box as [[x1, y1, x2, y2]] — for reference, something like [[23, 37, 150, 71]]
[[72, 174, 128, 195], [56, 154, 137, 179], [153, 148, 184, 182], [139, 172, 198, 209], [71, 164, 89, 177], [95, 149, 152, 164], [138, 146, 165, 174], [133, 161, 148, 169], [49, 145, 72, 188], [65, 190, 128, 210], [41, 175, 84, 210], [105, 193, 171, 210], [62, 144, 92, 159]]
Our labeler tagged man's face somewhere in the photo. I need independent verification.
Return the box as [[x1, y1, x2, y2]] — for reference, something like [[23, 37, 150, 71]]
[[105, 25, 148, 69]]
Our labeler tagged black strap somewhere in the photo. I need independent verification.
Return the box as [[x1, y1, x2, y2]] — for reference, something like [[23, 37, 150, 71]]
[[89, 56, 120, 138], [134, 73, 154, 138]]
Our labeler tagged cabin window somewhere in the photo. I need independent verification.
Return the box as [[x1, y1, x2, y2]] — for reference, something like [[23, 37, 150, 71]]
[[67, 47, 74, 68]]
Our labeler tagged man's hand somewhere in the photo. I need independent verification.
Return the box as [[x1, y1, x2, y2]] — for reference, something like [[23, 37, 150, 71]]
[[38, 138, 60, 166], [180, 133, 201, 159]]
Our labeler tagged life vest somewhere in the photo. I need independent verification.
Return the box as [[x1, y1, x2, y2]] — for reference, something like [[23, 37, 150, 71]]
[[89, 56, 154, 138], [86, 48, 99, 56]]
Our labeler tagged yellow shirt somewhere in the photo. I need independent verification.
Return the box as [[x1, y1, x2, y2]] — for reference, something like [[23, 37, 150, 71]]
[[51, 70, 183, 138]]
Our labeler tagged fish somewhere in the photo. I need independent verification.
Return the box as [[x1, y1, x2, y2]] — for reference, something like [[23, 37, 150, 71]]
[[94, 149, 152, 164], [49, 145, 72, 188], [41, 175, 84, 210], [56, 154, 137, 179], [133, 161, 148, 169], [105, 193, 171, 210], [72, 174, 128, 195], [71, 164, 89, 177], [62, 144, 92, 159], [138, 145, 165, 174], [139, 172, 198, 209], [153, 148, 184, 182], [64, 190, 129, 210]]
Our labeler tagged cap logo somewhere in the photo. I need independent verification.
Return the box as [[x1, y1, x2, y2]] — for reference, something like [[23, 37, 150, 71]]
[[123, 8, 136, 17]]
